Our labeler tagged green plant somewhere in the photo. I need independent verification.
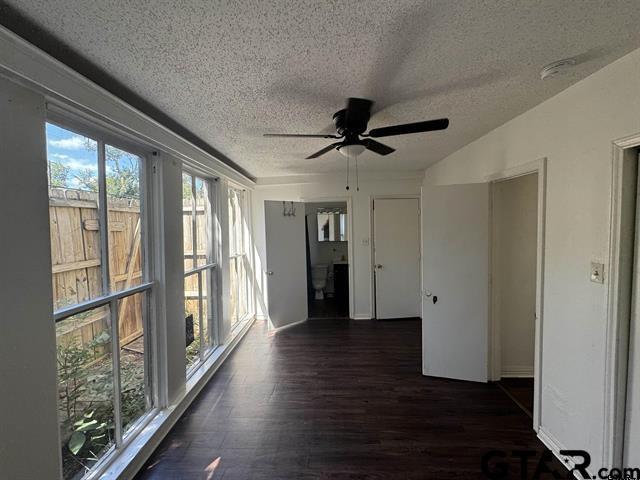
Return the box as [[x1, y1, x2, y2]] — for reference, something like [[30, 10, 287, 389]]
[[68, 410, 109, 456], [57, 335, 148, 478], [57, 341, 91, 422]]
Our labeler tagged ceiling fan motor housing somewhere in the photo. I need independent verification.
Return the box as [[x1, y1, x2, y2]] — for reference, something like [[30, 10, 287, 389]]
[[333, 108, 370, 137]]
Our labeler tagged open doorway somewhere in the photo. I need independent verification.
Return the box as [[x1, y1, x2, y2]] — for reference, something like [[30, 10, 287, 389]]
[[607, 143, 640, 469], [491, 173, 539, 418], [305, 202, 350, 319]]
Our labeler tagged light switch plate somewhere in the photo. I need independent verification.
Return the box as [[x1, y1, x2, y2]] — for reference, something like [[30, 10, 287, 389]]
[[591, 262, 605, 284]]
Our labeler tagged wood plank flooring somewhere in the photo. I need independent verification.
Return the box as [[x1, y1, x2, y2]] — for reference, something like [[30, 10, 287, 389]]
[[498, 378, 535, 418], [135, 318, 565, 479]]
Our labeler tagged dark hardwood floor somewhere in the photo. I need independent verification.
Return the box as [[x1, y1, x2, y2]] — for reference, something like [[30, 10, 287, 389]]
[[136, 319, 565, 479], [498, 378, 535, 418], [307, 297, 348, 319]]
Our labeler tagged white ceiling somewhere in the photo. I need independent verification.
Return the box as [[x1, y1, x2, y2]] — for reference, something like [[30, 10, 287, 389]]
[[5, 0, 640, 178]]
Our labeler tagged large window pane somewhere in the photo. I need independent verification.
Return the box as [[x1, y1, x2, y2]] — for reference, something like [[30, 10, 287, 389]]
[[46, 124, 103, 308], [117, 292, 151, 434], [56, 305, 114, 479], [228, 188, 248, 327], [106, 145, 144, 293], [183, 172, 215, 371]]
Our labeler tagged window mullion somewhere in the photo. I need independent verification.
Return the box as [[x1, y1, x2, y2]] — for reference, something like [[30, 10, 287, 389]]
[[97, 140, 111, 295], [109, 298, 123, 447]]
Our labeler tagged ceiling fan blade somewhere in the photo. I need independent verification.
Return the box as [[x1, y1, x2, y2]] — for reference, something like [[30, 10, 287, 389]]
[[264, 133, 340, 138], [306, 142, 343, 159], [361, 139, 395, 156], [367, 118, 449, 138]]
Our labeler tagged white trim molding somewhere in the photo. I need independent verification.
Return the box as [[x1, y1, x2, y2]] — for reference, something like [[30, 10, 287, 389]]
[[268, 318, 307, 333], [501, 366, 535, 378], [486, 157, 547, 433], [300, 195, 356, 320], [602, 132, 640, 469], [0, 25, 253, 188], [537, 427, 576, 478]]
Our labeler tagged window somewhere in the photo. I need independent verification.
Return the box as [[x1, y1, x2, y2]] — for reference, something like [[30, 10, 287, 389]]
[[182, 172, 217, 373], [228, 187, 249, 327], [47, 122, 153, 479]]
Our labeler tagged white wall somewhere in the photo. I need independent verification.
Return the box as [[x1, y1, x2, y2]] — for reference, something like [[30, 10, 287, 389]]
[[253, 175, 422, 319], [423, 47, 640, 469], [0, 76, 62, 478], [493, 174, 538, 378]]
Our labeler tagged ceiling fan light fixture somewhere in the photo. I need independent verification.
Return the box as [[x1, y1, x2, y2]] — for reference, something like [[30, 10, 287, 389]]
[[337, 143, 366, 158]]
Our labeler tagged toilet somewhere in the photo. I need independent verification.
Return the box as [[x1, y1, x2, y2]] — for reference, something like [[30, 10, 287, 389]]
[[311, 264, 328, 300]]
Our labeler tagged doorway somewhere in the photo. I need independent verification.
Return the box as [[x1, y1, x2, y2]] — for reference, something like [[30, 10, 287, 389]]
[[491, 173, 539, 418], [305, 201, 350, 319], [607, 144, 640, 469], [372, 197, 421, 320]]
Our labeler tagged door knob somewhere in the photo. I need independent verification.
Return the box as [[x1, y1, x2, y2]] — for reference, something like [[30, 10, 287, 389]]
[[266, 271, 274, 276], [375, 264, 383, 269]]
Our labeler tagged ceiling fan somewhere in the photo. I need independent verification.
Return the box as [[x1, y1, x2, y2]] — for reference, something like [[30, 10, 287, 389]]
[[264, 97, 449, 159]]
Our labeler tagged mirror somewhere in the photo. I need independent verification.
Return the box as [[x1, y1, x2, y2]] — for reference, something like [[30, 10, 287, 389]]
[[317, 210, 348, 242]]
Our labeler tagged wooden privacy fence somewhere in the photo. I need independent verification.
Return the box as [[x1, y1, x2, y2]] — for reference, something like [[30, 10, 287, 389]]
[[50, 187, 144, 348]]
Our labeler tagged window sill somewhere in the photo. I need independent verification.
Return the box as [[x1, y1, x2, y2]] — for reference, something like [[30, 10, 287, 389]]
[[88, 315, 256, 480]]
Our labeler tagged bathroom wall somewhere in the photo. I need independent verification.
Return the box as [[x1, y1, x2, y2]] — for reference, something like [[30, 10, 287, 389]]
[[305, 202, 348, 294]]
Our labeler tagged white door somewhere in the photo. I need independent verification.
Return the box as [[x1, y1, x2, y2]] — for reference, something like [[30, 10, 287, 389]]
[[373, 198, 421, 319], [422, 183, 490, 382], [265, 201, 307, 329]]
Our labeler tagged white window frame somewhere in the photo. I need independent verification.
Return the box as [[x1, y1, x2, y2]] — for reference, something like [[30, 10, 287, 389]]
[[228, 185, 252, 328], [47, 116, 159, 478], [182, 169, 219, 376]]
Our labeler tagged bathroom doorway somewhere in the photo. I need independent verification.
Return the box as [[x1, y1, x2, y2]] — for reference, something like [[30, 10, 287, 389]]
[[305, 201, 350, 319]]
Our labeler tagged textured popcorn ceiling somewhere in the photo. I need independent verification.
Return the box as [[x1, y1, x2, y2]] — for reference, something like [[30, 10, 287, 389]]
[[5, 0, 640, 178]]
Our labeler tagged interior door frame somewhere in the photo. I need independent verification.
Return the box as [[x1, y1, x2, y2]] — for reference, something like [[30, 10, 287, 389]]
[[370, 194, 421, 320], [603, 132, 640, 468], [485, 157, 547, 432], [300, 195, 355, 320]]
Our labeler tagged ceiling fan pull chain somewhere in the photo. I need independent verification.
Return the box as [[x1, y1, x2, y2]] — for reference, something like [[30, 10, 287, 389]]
[[355, 155, 360, 192], [346, 154, 350, 191]]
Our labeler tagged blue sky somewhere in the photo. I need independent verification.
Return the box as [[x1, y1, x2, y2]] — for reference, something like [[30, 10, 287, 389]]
[[46, 123, 98, 189]]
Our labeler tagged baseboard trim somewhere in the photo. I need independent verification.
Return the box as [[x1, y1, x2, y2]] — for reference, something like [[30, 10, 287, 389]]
[[501, 366, 534, 378], [269, 318, 307, 333], [537, 427, 580, 479], [352, 314, 372, 320]]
